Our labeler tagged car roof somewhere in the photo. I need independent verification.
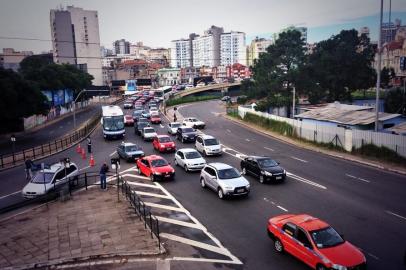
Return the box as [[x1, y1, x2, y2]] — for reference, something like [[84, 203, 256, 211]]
[[144, 155, 165, 161], [207, 162, 233, 170], [199, 134, 215, 140], [287, 214, 330, 231], [44, 162, 77, 173], [156, 135, 170, 139], [120, 142, 137, 147], [248, 155, 274, 160], [178, 148, 198, 153], [143, 127, 155, 130]]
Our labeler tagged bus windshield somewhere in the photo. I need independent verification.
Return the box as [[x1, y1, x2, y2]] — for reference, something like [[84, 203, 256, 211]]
[[103, 116, 124, 131]]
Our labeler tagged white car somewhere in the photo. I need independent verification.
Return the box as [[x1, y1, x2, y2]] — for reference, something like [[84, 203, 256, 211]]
[[185, 84, 194, 89], [196, 82, 206, 87], [183, 117, 205, 129], [174, 148, 206, 172], [22, 162, 79, 198], [149, 108, 159, 115], [167, 122, 181, 135], [195, 135, 222, 156], [200, 163, 250, 199], [141, 127, 157, 141], [123, 102, 133, 109]]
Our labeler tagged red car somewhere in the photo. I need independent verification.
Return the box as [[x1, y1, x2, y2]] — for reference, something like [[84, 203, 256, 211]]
[[152, 135, 176, 152], [136, 155, 175, 181], [124, 115, 134, 126], [267, 214, 366, 270], [150, 113, 161, 124]]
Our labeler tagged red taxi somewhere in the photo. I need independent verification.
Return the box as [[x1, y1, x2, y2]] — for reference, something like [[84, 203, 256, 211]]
[[152, 135, 176, 152], [124, 115, 134, 126], [150, 113, 161, 124], [136, 155, 175, 181]]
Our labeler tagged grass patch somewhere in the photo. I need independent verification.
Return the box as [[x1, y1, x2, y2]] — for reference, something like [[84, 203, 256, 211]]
[[352, 144, 406, 165], [166, 95, 219, 107]]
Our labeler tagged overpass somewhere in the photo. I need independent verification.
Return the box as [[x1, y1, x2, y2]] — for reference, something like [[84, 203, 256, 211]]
[[172, 82, 241, 98]]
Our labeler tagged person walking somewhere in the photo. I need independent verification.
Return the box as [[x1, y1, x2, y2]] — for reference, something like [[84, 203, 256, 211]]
[[99, 162, 109, 190], [25, 159, 33, 180], [173, 112, 177, 122], [87, 136, 92, 153]]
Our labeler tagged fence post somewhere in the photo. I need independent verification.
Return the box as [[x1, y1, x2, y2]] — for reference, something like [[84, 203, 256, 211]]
[[85, 173, 88, 190], [23, 149, 26, 160], [149, 213, 153, 238], [143, 203, 147, 228], [32, 148, 36, 159], [156, 218, 160, 250], [41, 145, 44, 155], [68, 178, 72, 196], [12, 152, 15, 165], [49, 142, 51, 153]]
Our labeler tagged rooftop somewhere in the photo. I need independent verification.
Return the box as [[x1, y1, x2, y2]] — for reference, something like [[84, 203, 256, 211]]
[[386, 122, 406, 135]]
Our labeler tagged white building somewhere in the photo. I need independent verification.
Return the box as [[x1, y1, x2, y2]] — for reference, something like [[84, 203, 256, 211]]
[[192, 35, 215, 67], [170, 39, 191, 68], [157, 68, 181, 86], [113, 39, 130, 55], [246, 37, 273, 66], [220, 32, 246, 66], [50, 6, 102, 85]]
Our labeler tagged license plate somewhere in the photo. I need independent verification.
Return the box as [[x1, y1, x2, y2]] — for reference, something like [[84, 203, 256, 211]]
[[237, 189, 244, 193], [276, 176, 282, 180], [165, 174, 171, 177], [166, 148, 171, 151]]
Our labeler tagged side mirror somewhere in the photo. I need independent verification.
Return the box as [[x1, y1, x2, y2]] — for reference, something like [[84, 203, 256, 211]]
[[340, 234, 344, 240]]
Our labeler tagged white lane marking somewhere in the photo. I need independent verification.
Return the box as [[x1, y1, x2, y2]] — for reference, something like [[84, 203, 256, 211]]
[[386, 210, 406, 221], [345, 174, 370, 183], [160, 233, 237, 259], [126, 181, 160, 189], [367, 253, 380, 260], [245, 138, 250, 142], [235, 153, 246, 159], [144, 202, 186, 212], [287, 172, 327, 190], [0, 190, 21, 200], [121, 173, 149, 180], [160, 124, 164, 128], [109, 151, 117, 157], [134, 191, 170, 199], [79, 165, 90, 172], [226, 129, 231, 133], [290, 156, 308, 163], [155, 216, 203, 230], [264, 147, 274, 151], [277, 206, 288, 212], [169, 257, 241, 265], [120, 166, 138, 173], [155, 182, 242, 264]]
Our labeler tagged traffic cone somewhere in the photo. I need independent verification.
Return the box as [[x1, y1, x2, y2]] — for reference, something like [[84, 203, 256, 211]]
[[76, 144, 81, 153], [89, 154, 95, 167], [81, 148, 86, 160]]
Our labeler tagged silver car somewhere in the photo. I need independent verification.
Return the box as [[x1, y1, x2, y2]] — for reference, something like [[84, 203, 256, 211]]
[[174, 148, 206, 172], [141, 127, 157, 141], [167, 122, 181, 135], [200, 163, 250, 199]]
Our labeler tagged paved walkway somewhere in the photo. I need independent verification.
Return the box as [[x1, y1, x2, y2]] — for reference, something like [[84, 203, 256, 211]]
[[0, 187, 162, 269]]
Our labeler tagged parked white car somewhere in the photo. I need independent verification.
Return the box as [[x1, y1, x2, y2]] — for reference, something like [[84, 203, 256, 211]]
[[22, 162, 79, 198], [200, 163, 250, 199], [141, 127, 157, 141], [167, 122, 181, 135], [174, 148, 206, 172], [183, 117, 206, 129], [195, 135, 222, 156]]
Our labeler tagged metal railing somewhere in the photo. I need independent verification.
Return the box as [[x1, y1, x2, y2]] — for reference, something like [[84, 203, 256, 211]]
[[120, 180, 161, 250]]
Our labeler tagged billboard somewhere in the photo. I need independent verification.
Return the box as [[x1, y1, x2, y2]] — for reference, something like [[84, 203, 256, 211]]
[[64, 89, 74, 103], [42, 89, 73, 106], [126, 80, 136, 91]]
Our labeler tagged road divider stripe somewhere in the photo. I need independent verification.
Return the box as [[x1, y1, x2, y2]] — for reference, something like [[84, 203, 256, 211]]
[[290, 156, 308, 163], [386, 210, 406, 221], [264, 147, 274, 151], [277, 206, 288, 212], [169, 257, 241, 265], [155, 216, 203, 230], [144, 202, 186, 212], [345, 174, 370, 183], [121, 173, 149, 180], [286, 172, 327, 190], [109, 151, 117, 157], [126, 181, 160, 189], [0, 190, 21, 200], [134, 191, 170, 199]]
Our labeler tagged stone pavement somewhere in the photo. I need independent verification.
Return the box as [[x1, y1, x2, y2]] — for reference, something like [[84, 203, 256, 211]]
[[0, 187, 162, 269]]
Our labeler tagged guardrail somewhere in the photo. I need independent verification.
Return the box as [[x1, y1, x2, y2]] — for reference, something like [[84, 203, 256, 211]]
[[0, 97, 125, 171]]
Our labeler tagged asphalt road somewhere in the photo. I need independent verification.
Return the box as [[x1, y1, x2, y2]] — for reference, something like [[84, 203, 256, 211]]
[[0, 100, 405, 270]]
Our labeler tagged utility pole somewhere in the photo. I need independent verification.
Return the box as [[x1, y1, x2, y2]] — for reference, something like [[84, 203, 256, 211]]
[[292, 86, 296, 119], [375, 0, 383, 132]]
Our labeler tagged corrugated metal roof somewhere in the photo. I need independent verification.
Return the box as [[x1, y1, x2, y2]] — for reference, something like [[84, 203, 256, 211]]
[[386, 122, 406, 134], [295, 105, 401, 126]]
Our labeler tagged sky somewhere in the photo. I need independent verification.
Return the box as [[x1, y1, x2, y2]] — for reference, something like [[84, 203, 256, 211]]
[[0, 0, 406, 53]]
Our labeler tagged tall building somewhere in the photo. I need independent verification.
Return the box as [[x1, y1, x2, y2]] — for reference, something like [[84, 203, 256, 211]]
[[246, 37, 273, 67], [192, 35, 215, 67], [381, 19, 402, 44], [0, 48, 33, 71], [220, 31, 246, 66], [113, 39, 130, 55], [50, 6, 103, 85], [170, 39, 191, 68]]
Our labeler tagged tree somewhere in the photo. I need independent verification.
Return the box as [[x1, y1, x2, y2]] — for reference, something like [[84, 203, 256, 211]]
[[381, 67, 396, 88], [251, 30, 306, 111], [306, 30, 376, 103], [0, 68, 47, 133], [385, 87, 406, 115]]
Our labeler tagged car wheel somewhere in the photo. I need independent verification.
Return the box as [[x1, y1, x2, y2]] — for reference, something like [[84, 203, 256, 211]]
[[316, 265, 327, 270], [184, 165, 188, 172], [150, 174, 155, 182], [274, 238, 284, 253], [200, 178, 206, 188], [259, 175, 265, 184], [242, 167, 247, 175], [218, 188, 225, 200]]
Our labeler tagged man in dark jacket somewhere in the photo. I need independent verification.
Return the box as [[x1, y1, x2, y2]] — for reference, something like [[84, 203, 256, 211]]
[[99, 163, 109, 189], [87, 137, 92, 153]]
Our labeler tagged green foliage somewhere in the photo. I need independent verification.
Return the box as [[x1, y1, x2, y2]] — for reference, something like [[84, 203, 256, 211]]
[[236, 95, 248, 104], [380, 67, 396, 88], [243, 112, 294, 136], [384, 87, 406, 115], [353, 144, 406, 164], [0, 68, 47, 133], [166, 95, 219, 107]]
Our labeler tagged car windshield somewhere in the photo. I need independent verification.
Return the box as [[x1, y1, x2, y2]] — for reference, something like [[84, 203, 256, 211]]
[[183, 128, 195, 133], [204, 139, 219, 146], [151, 159, 168, 167], [185, 151, 201, 159], [138, 123, 148, 129], [31, 172, 54, 184], [125, 115, 132, 119], [189, 119, 197, 122], [144, 128, 155, 133], [103, 116, 124, 131], [151, 113, 159, 117], [258, 159, 278, 167], [159, 137, 171, 143], [218, 168, 241, 179], [310, 226, 344, 248], [171, 123, 180, 128], [125, 145, 140, 152]]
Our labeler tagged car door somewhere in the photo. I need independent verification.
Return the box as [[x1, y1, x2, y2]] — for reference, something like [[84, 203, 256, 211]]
[[195, 137, 203, 152], [206, 167, 218, 189], [251, 160, 260, 177], [292, 227, 318, 268], [280, 222, 297, 254], [152, 138, 158, 150], [202, 167, 214, 189], [52, 169, 67, 188], [141, 159, 151, 176], [245, 158, 254, 175]]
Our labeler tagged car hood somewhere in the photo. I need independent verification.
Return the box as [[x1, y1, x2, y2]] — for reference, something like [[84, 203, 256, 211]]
[[219, 176, 249, 188], [144, 132, 157, 137], [205, 144, 221, 150], [126, 150, 144, 155], [263, 166, 284, 174], [151, 117, 161, 121], [160, 142, 175, 147], [153, 165, 174, 173], [186, 157, 206, 165], [194, 121, 205, 125], [183, 132, 197, 136], [317, 241, 365, 267], [22, 182, 51, 194]]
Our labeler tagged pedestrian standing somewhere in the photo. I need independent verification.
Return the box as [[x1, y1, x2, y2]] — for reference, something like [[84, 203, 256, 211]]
[[25, 159, 33, 180], [87, 136, 92, 153], [99, 162, 109, 190], [173, 112, 177, 122]]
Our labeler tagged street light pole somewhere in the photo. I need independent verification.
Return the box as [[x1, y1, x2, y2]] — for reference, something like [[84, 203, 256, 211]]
[[375, 0, 383, 132], [292, 86, 296, 119]]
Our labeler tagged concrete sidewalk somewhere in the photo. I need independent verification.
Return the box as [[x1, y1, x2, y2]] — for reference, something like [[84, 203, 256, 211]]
[[0, 187, 162, 269]]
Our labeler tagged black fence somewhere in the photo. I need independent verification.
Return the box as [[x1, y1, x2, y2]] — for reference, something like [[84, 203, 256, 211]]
[[120, 180, 161, 249]]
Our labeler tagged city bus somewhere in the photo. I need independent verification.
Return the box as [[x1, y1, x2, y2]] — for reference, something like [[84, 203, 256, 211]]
[[154, 86, 172, 101], [101, 105, 125, 139]]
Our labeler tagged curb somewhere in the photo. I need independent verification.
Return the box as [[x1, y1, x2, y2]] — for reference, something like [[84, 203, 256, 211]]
[[223, 114, 406, 176]]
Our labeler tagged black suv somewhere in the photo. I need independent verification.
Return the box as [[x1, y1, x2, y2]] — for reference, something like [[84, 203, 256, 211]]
[[176, 127, 197, 143], [135, 121, 150, 135], [240, 156, 286, 184]]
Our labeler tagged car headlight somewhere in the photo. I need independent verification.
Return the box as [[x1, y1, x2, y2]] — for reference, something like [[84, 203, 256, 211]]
[[246, 184, 250, 189], [183, 135, 187, 138], [264, 171, 273, 176], [332, 265, 347, 270], [170, 169, 175, 173]]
